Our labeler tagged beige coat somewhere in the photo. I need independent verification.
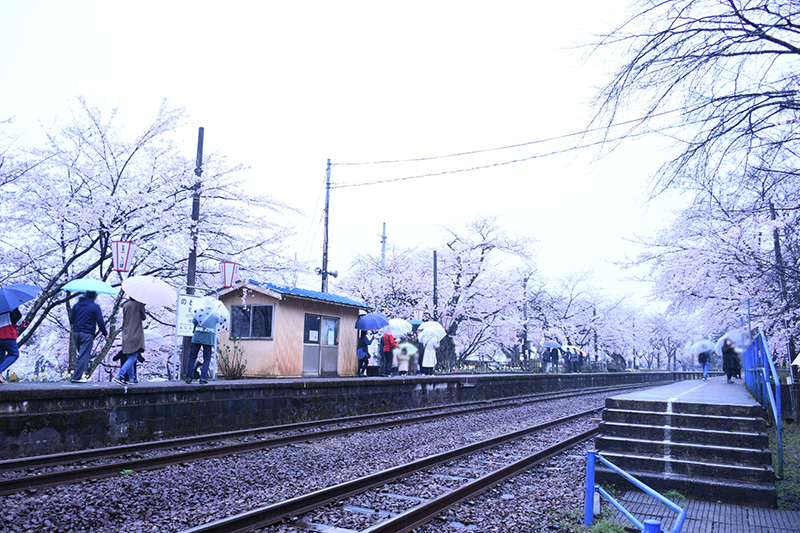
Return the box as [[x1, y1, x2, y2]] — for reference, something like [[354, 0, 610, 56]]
[[121, 299, 146, 354]]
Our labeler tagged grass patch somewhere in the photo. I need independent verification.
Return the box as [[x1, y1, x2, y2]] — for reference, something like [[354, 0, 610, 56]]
[[662, 489, 686, 503], [769, 421, 800, 510]]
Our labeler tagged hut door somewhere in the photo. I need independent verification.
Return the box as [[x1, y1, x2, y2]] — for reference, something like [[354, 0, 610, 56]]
[[319, 316, 339, 377], [302, 314, 340, 376]]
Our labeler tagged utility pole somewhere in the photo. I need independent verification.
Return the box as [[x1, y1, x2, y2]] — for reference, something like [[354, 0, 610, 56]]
[[433, 251, 438, 320], [321, 159, 332, 293], [182, 126, 204, 376], [381, 222, 387, 270]]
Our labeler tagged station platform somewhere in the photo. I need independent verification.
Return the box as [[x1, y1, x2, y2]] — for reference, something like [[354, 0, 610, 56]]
[[609, 490, 800, 532], [607, 377, 762, 414], [0, 371, 689, 459], [596, 377, 779, 508]]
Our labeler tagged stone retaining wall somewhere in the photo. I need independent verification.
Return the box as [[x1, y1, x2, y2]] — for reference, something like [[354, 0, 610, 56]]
[[0, 372, 697, 459]]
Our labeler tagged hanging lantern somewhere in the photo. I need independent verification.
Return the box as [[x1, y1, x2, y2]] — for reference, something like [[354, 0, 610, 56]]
[[221, 261, 241, 288], [110, 240, 137, 272]]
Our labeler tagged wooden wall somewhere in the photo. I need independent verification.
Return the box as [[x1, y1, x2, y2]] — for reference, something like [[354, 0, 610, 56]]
[[219, 288, 359, 377]]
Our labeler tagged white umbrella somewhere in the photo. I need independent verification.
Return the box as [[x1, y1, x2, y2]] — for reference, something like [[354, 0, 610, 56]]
[[121, 275, 177, 307], [419, 326, 446, 345], [387, 318, 412, 337], [691, 340, 715, 354], [192, 297, 230, 333], [715, 329, 749, 354], [418, 321, 444, 331]]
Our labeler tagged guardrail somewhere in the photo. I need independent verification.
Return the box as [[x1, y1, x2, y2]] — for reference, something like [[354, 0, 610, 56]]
[[584, 451, 686, 533], [742, 332, 783, 479]]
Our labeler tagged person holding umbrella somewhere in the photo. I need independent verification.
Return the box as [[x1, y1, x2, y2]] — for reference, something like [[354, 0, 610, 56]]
[[185, 316, 216, 385], [70, 291, 109, 383], [0, 308, 26, 382], [113, 298, 146, 385], [357, 331, 371, 377]]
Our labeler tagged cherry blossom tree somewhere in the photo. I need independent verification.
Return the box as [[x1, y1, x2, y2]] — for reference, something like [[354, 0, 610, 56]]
[[0, 99, 300, 379]]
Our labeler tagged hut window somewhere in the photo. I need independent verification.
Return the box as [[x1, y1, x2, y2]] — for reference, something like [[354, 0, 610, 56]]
[[304, 314, 339, 346], [231, 305, 273, 339]]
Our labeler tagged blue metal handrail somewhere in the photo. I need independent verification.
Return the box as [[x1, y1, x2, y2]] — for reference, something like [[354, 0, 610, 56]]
[[584, 451, 686, 533], [742, 332, 783, 478]]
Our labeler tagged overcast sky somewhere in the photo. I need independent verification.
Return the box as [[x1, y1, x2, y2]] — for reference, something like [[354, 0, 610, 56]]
[[0, 1, 684, 303]]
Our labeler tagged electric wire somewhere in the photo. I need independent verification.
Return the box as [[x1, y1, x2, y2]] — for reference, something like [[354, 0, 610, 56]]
[[330, 119, 699, 189], [330, 107, 688, 167]]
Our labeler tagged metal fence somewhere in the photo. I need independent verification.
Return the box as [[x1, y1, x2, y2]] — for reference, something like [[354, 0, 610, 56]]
[[584, 451, 686, 533], [742, 332, 783, 478]]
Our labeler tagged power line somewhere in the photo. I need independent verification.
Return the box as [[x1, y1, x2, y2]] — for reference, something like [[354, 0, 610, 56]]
[[330, 121, 695, 190], [330, 108, 687, 167]]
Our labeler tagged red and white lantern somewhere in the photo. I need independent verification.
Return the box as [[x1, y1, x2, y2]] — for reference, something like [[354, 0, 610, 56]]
[[221, 261, 241, 288], [508, 329, 517, 342], [492, 325, 502, 338], [110, 240, 136, 272], [442, 315, 454, 330], [466, 323, 477, 338], [412, 308, 423, 321]]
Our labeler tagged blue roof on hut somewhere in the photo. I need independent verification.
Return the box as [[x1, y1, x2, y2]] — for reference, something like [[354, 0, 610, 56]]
[[247, 280, 370, 309]]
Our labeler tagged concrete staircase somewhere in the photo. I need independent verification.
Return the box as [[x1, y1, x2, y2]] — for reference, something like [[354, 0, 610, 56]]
[[595, 395, 777, 508]]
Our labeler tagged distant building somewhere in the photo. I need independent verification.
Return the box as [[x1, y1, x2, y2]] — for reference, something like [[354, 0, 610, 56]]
[[218, 280, 369, 377]]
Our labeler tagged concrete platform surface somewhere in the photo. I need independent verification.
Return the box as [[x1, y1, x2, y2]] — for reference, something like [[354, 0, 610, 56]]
[[609, 376, 760, 407], [608, 491, 800, 532]]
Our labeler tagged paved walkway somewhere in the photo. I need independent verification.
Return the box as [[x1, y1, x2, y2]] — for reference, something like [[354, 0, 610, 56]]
[[609, 375, 760, 407], [608, 491, 800, 532]]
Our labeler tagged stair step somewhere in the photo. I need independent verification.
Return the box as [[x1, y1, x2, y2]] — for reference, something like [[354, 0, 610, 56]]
[[599, 421, 768, 449], [597, 451, 775, 484], [605, 398, 764, 418], [602, 408, 766, 433], [595, 466, 777, 508], [595, 435, 771, 467]]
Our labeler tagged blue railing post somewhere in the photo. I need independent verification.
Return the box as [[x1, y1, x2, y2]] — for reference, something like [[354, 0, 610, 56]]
[[643, 519, 662, 533], [585, 450, 596, 526]]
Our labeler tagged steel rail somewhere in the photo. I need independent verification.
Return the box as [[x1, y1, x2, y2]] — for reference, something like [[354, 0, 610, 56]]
[[0, 382, 647, 491], [179, 408, 601, 533], [362, 427, 598, 533]]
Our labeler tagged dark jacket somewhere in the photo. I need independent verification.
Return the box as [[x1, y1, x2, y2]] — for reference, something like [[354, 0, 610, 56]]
[[722, 345, 739, 373], [70, 296, 108, 336], [121, 299, 146, 354]]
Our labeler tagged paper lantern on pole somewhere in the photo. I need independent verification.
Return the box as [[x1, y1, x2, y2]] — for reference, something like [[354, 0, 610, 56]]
[[221, 261, 241, 288], [412, 308, 423, 321], [110, 240, 137, 272]]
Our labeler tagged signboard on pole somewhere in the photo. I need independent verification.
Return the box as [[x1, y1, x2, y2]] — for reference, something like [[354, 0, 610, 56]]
[[176, 293, 202, 337]]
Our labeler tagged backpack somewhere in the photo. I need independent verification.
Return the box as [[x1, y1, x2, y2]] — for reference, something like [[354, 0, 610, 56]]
[[698, 351, 708, 364]]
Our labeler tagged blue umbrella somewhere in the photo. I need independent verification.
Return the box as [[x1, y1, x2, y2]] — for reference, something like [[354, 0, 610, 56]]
[[0, 284, 42, 314], [355, 312, 390, 331], [63, 278, 118, 295], [543, 340, 561, 348]]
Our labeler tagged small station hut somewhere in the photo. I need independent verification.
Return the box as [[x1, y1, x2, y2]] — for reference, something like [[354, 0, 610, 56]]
[[217, 280, 369, 377]]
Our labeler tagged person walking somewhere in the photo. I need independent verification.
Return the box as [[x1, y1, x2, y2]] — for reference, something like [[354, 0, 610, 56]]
[[698, 350, 712, 381], [541, 347, 551, 374], [357, 330, 371, 377], [721, 338, 738, 383], [185, 316, 216, 384], [421, 337, 438, 375], [381, 329, 398, 377], [113, 298, 146, 385], [0, 308, 26, 383], [69, 291, 109, 383]]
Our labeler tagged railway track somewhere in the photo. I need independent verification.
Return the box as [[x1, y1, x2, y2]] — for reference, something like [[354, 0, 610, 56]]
[[0, 383, 650, 496], [180, 409, 599, 533]]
